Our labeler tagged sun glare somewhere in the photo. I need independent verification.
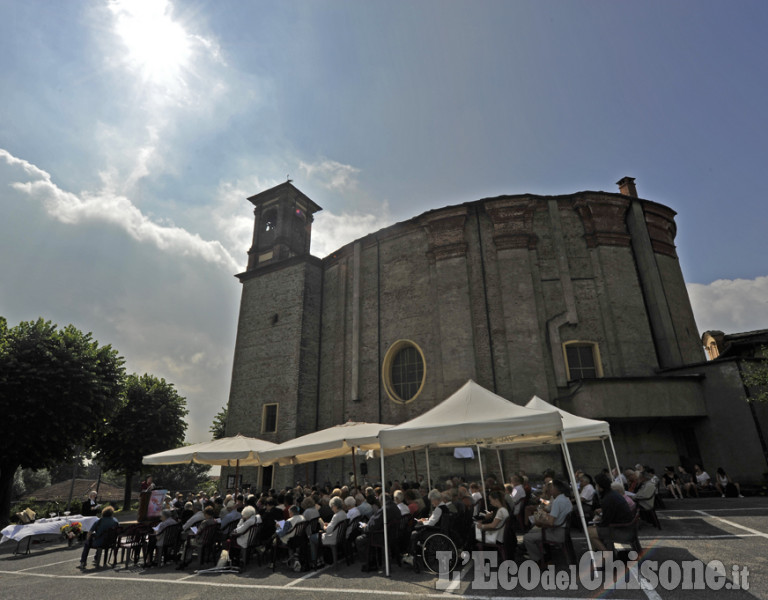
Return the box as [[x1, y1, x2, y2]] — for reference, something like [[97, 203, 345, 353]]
[[110, 0, 191, 84]]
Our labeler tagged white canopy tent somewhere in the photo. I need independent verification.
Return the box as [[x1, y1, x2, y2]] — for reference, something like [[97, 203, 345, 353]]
[[257, 421, 396, 489], [376, 380, 594, 576], [142, 434, 278, 492], [524, 395, 621, 476], [143, 434, 277, 466]]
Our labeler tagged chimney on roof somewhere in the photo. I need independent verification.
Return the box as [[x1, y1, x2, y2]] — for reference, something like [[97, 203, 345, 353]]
[[616, 176, 637, 197]]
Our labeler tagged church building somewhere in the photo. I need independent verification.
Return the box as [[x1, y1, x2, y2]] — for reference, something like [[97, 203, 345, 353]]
[[224, 178, 768, 491]]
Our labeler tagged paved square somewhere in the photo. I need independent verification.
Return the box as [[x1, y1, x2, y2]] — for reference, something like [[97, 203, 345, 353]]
[[1, 497, 766, 600]]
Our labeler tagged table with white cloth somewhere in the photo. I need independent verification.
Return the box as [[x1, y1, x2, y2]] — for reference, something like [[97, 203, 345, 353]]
[[1, 515, 99, 555]]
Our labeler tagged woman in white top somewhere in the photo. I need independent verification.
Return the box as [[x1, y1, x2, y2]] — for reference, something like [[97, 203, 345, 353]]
[[715, 467, 743, 498], [694, 464, 711, 489], [476, 490, 509, 544], [579, 475, 596, 506]]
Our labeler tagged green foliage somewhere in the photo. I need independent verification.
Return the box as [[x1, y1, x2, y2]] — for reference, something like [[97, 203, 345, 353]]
[[210, 406, 228, 440], [94, 373, 188, 508], [148, 462, 212, 493], [12, 468, 25, 499], [0, 318, 125, 526], [22, 468, 51, 493], [197, 478, 219, 497], [0, 319, 125, 468], [743, 348, 768, 403]]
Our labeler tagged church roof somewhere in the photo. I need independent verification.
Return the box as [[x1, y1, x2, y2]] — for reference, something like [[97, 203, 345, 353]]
[[246, 181, 322, 213]]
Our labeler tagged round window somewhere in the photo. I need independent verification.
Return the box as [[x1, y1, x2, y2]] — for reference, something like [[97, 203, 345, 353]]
[[383, 340, 426, 403]]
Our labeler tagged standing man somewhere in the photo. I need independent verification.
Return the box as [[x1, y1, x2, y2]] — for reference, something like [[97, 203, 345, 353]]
[[81, 491, 102, 516]]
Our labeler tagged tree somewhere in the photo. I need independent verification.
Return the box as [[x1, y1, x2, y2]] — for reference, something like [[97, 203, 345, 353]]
[[95, 373, 188, 510], [0, 318, 124, 526], [149, 463, 211, 493], [742, 346, 768, 403], [210, 406, 228, 440]]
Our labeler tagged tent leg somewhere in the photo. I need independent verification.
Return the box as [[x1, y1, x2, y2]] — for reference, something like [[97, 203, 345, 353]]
[[352, 447, 359, 490], [380, 447, 390, 577], [426, 447, 431, 490], [601, 438, 612, 474], [560, 438, 595, 565], [608, 435, 622, 479], [411, 451, 419, 484], [477, 445, 487, 507], [496, 448, 505, 483], [235, 460, 240, 496]]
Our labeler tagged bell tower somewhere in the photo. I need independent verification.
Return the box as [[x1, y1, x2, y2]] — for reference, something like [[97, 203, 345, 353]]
[[226, 181, 323, 491], [245, 181, 322, 271]]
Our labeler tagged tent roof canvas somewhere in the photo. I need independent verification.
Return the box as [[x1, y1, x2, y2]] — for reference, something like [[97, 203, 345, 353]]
[[142, 434, 277, 467], [258, 422, 393, 466], [378, 380, 563, 450], [524, 395, 611, 443]]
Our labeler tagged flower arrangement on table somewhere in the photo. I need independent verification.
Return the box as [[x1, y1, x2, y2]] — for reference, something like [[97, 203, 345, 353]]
[[60, 522, 83, 545]]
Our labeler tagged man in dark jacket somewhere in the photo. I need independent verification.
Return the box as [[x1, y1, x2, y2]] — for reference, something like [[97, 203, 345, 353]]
[[355, 494, 401, 571], [588, 473, 634, 552]]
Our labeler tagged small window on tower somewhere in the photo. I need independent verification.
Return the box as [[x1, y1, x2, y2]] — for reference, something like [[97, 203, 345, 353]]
[[563, 342, 602, 381], [262, 403, 278, 433]]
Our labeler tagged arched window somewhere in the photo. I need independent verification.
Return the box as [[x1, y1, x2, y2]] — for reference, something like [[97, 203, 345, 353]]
[[382, 340, 426, 403]]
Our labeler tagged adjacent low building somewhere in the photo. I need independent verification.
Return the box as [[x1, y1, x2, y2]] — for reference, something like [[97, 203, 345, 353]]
[[224, 178, 768, 490]]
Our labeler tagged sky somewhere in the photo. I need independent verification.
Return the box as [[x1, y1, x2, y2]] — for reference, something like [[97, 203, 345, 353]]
[[1, 0, 767, 444]]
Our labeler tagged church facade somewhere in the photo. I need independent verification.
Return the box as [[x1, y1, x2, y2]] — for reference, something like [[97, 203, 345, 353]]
[[224, 178, 768, 491]]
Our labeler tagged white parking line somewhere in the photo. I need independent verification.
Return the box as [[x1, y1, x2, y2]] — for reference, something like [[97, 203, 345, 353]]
[[628, 564, 663, 600], [663, 507, 768, 513], [694, 510, 768, 539], [15, 557, 81, 571], [0, 570, 636, 599], [638, 534, 760, 540], [284, 563, 329, 586]]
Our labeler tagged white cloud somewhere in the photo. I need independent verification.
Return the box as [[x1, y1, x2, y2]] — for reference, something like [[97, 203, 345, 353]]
[[299, 159, 361, 192], [688, 276, 768, 334], [210, 169, 393, 261], [2, 148, 238, 272], [311, 208, 394, 258]]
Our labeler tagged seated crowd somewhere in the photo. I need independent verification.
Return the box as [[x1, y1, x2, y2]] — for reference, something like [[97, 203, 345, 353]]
[[74, 461, 744, 572]]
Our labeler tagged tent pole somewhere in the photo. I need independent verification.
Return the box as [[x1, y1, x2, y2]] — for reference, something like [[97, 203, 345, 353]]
[[477, 445, 487, 507], [381, 445, 390, 577], [608, 434, 622, 479], [411, 451, 419, 484], [235, 459, 240, 496], [496, 448, 505, 483], [426, 447, 431, 490], [600, 438, 612, 474], [560, 437, 595, 564], [352, 448, 359, 490]]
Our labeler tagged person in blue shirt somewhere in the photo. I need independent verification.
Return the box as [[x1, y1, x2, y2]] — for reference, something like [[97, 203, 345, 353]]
[[78, 506, 119, 569], [522, 479, 572, 564]]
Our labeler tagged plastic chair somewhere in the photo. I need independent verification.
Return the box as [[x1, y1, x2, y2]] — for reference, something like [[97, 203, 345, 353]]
[[158, 524, 182, 566], [541, 526, 576, 568], [606, 514, 642, 557], [241, 524, 262, 569], [98, 527, 121, 567], [116, 525, 148, 568]]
